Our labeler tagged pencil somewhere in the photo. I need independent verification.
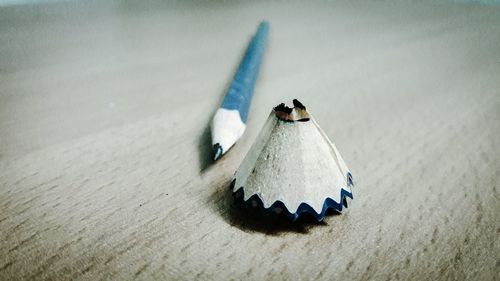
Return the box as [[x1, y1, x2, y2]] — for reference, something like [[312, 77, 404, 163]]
[[211, 21, 269, 160]]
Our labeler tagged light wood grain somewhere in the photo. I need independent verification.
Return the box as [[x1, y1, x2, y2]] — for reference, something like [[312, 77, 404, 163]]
[[1, 1, 499, 280]]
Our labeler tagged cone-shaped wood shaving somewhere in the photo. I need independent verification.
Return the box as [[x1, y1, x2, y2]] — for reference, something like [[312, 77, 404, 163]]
[[232, 100, 353, 221]]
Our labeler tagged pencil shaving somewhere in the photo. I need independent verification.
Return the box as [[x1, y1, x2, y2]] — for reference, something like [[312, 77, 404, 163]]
[[232, 100, 353, 221]]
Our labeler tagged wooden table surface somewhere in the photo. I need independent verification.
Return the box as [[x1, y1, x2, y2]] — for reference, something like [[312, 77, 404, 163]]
[[1, 1, 499, 280]]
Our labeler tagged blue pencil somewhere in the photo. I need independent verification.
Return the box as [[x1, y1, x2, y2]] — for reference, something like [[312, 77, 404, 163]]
[[211, 21, 269, 160]]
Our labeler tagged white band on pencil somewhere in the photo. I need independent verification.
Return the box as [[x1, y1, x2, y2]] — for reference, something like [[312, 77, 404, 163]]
[[211, 108, 247, 159]]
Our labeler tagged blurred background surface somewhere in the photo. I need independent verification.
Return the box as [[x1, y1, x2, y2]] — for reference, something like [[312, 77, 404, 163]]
[[0, 1, 499, 280]]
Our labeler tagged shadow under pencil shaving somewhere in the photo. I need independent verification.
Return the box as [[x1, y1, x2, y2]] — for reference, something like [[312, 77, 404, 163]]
[[208, 180, 337, 235]]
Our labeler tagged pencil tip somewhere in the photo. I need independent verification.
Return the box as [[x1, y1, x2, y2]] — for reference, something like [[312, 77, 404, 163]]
[[213, 143, 223, 161]]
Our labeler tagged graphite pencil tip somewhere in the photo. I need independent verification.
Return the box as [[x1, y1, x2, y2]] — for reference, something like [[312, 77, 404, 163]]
[[213, 143, 223, 161]]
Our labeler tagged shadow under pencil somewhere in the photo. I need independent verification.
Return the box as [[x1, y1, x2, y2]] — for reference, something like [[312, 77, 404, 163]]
[[197, 122, 214, 173], [197, 31, 256, 173]]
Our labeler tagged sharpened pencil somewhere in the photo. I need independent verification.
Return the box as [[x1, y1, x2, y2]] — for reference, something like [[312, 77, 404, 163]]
[[211, 21, 269, 160]]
